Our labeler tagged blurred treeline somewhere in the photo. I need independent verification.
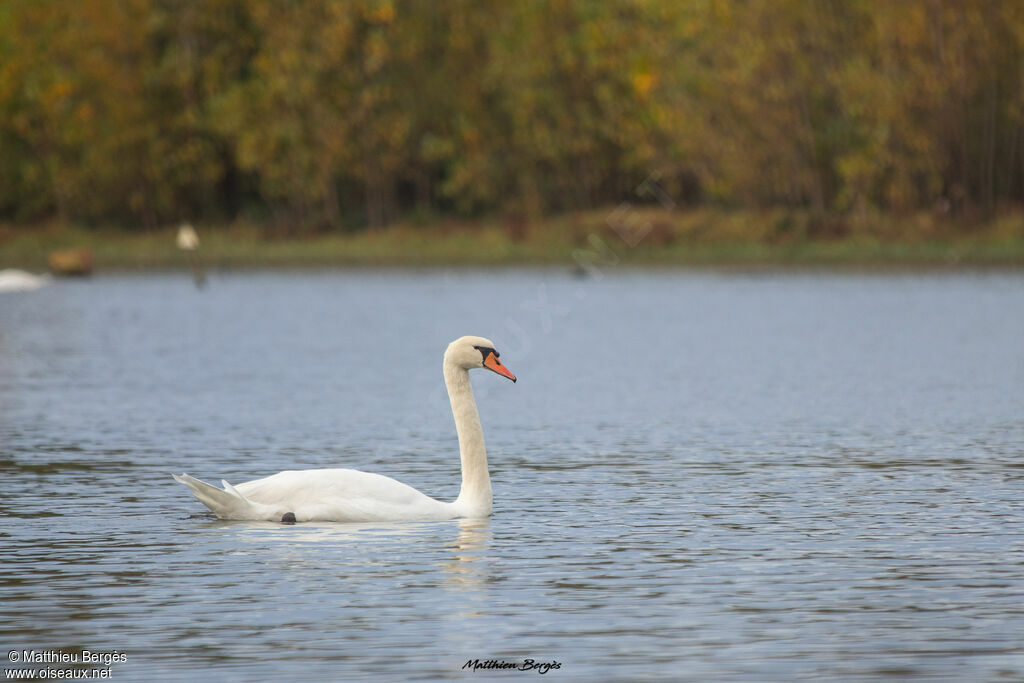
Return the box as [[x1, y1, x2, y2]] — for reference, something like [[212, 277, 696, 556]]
[[1, 0, 1022, 232]]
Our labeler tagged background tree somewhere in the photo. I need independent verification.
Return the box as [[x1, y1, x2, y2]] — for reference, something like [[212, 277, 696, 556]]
[[2, 0, 1023, 231]]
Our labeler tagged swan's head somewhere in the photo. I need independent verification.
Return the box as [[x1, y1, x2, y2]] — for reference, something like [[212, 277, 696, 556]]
[[445, 335, 516, 382]]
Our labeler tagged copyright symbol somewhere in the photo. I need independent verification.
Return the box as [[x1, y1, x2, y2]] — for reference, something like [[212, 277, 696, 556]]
[[8, 650, 18, 662]]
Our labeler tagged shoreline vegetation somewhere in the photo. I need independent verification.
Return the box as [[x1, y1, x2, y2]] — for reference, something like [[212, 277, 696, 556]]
[[5, 4, 1024, 274], [3, 208, 1024, 271]]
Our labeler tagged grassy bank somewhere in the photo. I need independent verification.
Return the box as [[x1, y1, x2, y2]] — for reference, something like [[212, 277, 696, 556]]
[[3, 208, 1024, 271]]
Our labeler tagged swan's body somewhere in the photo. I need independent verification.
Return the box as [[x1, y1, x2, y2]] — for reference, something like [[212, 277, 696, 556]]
[[174, 336, 515, 522], [0, 269, 50, 292]]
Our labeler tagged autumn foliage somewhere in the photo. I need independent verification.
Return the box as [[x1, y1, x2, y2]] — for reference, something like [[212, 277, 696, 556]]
[[1, 1, 1022, 232]]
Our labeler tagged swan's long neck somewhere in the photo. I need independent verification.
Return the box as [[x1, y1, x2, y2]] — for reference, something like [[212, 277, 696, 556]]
[[444, 360, 492, 515]]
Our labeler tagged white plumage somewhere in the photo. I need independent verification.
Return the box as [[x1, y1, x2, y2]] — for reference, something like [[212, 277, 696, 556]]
[[174, 335, 516, 523], [0, 269, 50, 292]]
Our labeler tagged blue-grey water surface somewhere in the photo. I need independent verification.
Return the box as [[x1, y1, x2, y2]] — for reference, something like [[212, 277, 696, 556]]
[[1, 269, 1023, 681]]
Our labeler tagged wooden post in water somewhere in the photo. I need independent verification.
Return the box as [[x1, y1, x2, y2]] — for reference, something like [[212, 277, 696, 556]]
[[176, 223, 206, 288]]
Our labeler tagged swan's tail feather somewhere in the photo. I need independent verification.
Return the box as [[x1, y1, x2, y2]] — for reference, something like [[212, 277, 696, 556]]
[[222, 479, 244, 499], [173, 473, 271, 520]]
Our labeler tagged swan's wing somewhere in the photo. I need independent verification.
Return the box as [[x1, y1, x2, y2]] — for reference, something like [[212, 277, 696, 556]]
[[233, 468, 454, 522]]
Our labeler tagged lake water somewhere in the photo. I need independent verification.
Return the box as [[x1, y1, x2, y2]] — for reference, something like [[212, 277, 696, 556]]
[[1, 268, 1023, 681]]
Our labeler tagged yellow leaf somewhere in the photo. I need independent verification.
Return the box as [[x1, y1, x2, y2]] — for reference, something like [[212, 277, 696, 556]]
[[632, 71, 656, 97]]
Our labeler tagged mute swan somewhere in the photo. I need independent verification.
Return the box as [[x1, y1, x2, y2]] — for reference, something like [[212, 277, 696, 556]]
[[0, 269, 51, 292], [174, 335, 516, 523]]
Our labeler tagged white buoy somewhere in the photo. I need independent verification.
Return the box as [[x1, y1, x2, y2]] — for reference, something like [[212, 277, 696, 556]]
[[0, 269, 51, 292]]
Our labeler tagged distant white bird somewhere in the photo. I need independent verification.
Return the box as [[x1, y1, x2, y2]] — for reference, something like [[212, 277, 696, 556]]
[[176, 223, 200, 251], [174, 336, 517, 523], [176, 223, 206, 287], [0, 269, 51, 292]]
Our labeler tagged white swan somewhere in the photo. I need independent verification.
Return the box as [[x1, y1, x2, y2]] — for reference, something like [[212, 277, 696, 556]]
[[0, 269, 51, 292], [174, 335, 516, 523]]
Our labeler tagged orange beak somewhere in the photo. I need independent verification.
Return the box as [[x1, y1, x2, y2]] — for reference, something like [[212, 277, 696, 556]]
[[483, 353, 516, 382]]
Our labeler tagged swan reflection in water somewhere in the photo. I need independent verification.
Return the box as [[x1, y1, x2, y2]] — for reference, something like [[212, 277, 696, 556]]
[[440, 518, 491, 593], [187, 516, 493, 599]]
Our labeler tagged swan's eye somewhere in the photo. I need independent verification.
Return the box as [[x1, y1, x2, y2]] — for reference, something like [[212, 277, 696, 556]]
[[473, 345, 496, 361]]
